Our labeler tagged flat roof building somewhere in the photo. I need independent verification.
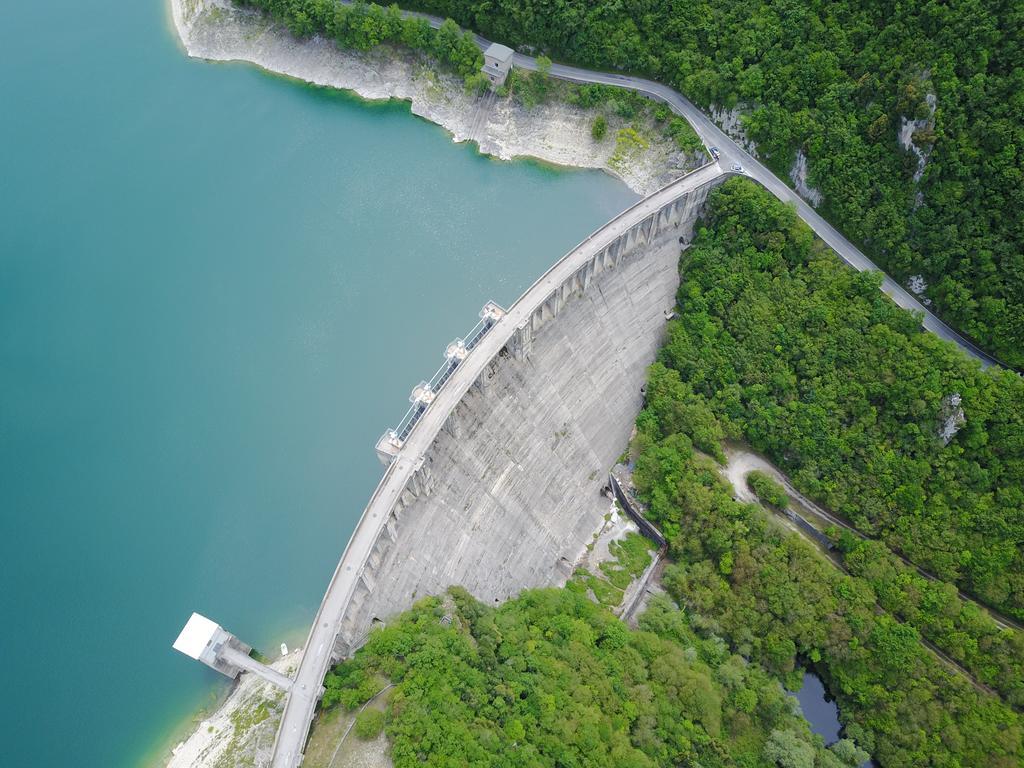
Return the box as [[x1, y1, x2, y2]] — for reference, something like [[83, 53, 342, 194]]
[[482, 43, 514, 87], [173, 612, 222, 661]]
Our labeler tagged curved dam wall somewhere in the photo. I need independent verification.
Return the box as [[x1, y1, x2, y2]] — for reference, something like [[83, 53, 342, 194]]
[[334, 165, 725, 656], [270, 163, 726, 768]]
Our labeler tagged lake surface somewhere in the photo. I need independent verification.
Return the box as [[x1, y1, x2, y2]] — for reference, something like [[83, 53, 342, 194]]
[[0, 3, 636, 766]]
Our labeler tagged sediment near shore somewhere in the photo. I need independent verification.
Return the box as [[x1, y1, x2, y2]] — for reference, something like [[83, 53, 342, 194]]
[[169, 0, 694, 195], [166, 650, 302, 768]]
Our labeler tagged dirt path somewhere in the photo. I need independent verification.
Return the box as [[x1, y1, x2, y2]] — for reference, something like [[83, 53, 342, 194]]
[[721, 446, 1022, 633], [719, 446, 1015, 698]]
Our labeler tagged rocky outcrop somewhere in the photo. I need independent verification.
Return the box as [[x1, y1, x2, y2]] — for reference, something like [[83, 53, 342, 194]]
[[899, 92, 937, 183], [907, 274, 932, 306], [166, 651, 301, 768], [938, 393, 966, 445], [169, 0, 688, 194], [789, 149, 823, 207], [709, 103, 758, 157]]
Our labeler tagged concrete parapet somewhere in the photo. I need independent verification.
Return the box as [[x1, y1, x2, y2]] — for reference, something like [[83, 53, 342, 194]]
[[374, 431, 402, 466]]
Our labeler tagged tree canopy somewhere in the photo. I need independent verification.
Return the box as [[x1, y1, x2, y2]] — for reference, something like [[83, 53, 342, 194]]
[[234, 0, 484, 81], [659, 178, 1024, 621], [629, 178, 1024, 766], [325, 587, 869, 767]]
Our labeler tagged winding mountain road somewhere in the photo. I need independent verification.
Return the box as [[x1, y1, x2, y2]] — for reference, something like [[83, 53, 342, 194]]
[[370, 3, 1003, 367], [510, 57, 1002, 368]]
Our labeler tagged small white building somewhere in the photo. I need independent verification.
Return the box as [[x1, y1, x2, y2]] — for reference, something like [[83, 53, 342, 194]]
[[172, 612, 293, 690], [482, 43, 514, 87]]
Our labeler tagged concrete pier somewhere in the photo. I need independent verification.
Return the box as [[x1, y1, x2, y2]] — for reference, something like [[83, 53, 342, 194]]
[[173, 612, 292, 691]]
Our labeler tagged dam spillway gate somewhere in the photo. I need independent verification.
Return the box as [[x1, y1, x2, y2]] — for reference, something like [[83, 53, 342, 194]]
[[375, 301, 506, 463]]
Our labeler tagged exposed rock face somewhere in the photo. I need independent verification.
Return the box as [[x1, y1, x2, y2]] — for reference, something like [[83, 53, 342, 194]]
[[900, 92, 937, 183], [907, 274, 932, 306], [169, 0, 690, 195], [939, 393, 966, 445], [709, 104, 758, 157], [789, 149, 823, 207]]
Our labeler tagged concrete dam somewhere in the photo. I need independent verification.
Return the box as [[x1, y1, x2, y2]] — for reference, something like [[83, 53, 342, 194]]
[[169, 161, 727, 768], [337, 170, 717, 655], [333, 163, 724, 655]]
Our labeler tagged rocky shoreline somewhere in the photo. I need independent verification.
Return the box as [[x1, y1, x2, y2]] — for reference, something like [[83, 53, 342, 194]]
[[165, 650, 302, 768], [169, 0, 693, 195]]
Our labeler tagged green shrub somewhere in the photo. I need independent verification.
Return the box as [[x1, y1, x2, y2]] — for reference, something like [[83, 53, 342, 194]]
[[666, 117, 703, 153], [612, 99, 636, 119], [566, 83, 608, 109], [354, 708, 385, 740], [599, 532, 654, 588], [747, 471, 788, 510], [591, 115, 607, 140], [464, 71, 490, 96]]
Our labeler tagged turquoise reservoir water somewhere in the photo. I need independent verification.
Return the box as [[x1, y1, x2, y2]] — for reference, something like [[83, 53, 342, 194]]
[[0, 3, 636, 766]]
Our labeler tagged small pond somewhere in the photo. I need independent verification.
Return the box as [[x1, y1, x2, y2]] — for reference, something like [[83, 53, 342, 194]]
[[789, 672, 843, 744], [788, 672, 874, 767]]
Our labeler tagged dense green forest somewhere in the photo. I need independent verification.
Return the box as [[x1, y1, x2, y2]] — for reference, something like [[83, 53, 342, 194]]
[[655, 178, 1024, 620], [234, 0, 486, 83], [741, 468, 1024, 707], [835, 533, 1024, 706], [629, 177, 1024, 763], [632, 421, 1022, 767], [399, 0, 1024, 366], [324, 587, 871, 767]]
